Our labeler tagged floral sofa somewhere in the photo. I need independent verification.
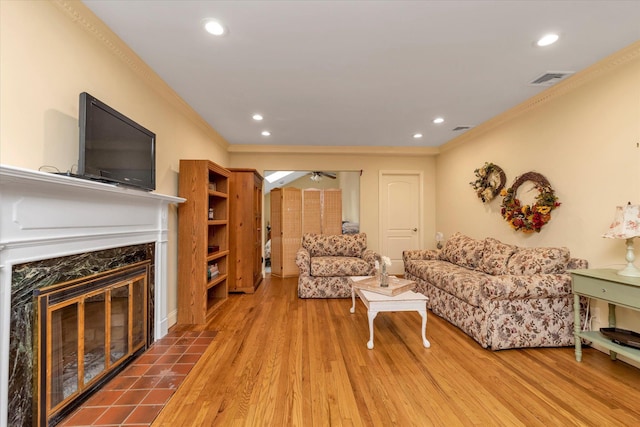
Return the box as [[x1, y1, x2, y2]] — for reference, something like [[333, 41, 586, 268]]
[[403, 232, 588, 350], [296, 233, 378, 298]]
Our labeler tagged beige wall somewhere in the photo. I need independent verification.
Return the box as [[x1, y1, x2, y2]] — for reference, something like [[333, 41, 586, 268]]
[[0, 1, 229, 324], [435, 42, 640, 363]]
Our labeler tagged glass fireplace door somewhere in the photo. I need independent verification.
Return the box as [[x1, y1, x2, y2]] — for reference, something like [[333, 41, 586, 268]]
[[41, 264, 148, 423]]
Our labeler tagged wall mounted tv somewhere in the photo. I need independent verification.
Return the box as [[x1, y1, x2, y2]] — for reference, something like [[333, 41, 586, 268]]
[[78, 92, 156, 191]]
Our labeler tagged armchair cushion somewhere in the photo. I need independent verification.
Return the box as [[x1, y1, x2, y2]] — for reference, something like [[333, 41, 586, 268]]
[[310, 256, 374, 277]]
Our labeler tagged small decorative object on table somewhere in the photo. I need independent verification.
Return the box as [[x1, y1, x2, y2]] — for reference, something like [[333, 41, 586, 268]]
[[375, 255, 392, 287]]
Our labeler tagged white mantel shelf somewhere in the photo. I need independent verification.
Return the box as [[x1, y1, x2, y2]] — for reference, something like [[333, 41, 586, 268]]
[[0, 164, 184, 426]]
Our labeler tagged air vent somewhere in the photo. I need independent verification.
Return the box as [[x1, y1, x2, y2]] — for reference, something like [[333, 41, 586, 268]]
[[452, 126, 472, 132], [529, 71, 574, 86]]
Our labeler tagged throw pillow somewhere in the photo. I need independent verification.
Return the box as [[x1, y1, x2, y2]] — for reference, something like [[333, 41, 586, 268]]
[[480, 237, 518, 275], [440, 232, 485, 270], [507, 247, 570, 275]]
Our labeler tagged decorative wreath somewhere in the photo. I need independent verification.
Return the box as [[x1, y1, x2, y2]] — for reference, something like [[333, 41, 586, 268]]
[[500, 172, 560, 233], [469, 162, 506, 203]]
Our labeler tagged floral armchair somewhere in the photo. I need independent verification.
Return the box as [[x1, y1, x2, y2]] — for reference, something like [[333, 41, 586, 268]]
[[296, 233, 378, 298]]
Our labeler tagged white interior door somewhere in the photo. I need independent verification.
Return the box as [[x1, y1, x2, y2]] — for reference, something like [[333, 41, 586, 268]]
[[379, 171, 422, 275]]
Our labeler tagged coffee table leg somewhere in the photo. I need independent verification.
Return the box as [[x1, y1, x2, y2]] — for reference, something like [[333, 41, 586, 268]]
[[419, 310, 430, 348], [367, 310, 378, 349], [351, 286, 359, 314]]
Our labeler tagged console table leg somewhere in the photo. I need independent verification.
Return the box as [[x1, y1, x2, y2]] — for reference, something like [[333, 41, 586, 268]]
[[574, 294, 582, 362], [419, 310, 430, 348], [608, 303, 617, 361], [367, 310, 377, 349]]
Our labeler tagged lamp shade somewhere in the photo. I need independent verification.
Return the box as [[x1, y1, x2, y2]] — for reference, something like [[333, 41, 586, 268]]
[[603, 204, 640, 239]]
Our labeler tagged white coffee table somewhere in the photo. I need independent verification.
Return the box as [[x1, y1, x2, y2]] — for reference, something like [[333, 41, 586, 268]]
[[349, 276, 430, 350]]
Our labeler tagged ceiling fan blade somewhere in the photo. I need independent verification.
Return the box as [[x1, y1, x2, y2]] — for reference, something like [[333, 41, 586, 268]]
[[319, 172, 336, 179]]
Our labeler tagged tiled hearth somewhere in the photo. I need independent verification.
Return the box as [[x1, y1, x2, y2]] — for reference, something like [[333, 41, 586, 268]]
[[59, 330, 216, 426]]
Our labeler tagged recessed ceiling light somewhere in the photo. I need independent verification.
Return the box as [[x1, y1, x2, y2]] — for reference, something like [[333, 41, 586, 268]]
[[433, 117, 445, 124], [537, 33, 559, 47], [413, 133, 423, 139], [261, 131, 271, 136], [203, 19, 227, 36], [252, 114, 263, 121]]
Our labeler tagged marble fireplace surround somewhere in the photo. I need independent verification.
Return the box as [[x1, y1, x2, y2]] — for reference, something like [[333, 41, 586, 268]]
[[0, 165, 183, 426]]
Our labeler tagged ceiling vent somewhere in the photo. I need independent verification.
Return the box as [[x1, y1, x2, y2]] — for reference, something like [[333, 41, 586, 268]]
[[529, 71, 574, 86], [452, 126, 472, 131]]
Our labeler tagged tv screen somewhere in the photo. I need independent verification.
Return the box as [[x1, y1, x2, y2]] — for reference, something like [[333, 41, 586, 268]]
[[78, 92, 156, 191]]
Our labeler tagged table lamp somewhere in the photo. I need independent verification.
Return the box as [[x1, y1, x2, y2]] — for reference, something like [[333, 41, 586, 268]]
[[603, 203, 640, 277]]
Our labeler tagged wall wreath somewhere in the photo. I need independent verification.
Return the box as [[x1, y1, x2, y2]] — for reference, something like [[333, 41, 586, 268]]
[[470, 162, 506, 203], [500, 172, 560, 233]]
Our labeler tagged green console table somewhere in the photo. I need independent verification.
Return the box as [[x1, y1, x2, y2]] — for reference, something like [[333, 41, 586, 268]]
[[570, 269, 640, 363]]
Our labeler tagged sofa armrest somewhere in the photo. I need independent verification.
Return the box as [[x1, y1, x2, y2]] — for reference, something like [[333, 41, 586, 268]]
[[295, 247, 311, 276], [483, 273, 573, 300], [568, 257, 588, 270], [362, 249, 378, 269], [402, 249, 440, 263]]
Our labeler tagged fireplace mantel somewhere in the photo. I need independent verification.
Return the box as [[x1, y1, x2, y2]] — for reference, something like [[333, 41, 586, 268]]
[[0, 164, 184, 426]]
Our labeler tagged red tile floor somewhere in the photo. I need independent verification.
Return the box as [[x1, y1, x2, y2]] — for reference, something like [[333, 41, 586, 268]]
[[59, 330, 217, 426]]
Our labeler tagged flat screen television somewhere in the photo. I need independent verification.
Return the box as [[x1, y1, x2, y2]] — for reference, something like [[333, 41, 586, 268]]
[[78, 92, 156, 191]]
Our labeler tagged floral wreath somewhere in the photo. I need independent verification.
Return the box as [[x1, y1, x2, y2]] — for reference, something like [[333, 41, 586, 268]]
[[469, 162, 506, 203], [500, 172, 560, 233]]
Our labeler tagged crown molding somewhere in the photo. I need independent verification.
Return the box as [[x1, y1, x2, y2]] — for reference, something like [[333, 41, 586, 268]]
[[439, 40, 640, 154], [227, 144, 439, 156], [51, 0, 229, 150]]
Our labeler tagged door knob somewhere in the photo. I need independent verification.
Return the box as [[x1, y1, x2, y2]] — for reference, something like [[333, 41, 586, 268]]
[[412, 228, 418, 232]]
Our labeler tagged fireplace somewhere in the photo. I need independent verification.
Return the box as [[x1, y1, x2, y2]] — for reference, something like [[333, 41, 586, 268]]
[[0, 165, 183, 427], [27, 252, 153, 426]]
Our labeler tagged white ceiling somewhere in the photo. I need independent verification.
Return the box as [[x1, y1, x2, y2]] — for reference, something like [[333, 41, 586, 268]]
[[83, 1, 640, 148]]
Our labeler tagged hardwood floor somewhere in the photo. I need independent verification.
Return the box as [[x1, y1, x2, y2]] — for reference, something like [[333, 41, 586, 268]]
[[154, 275, 640, 426]]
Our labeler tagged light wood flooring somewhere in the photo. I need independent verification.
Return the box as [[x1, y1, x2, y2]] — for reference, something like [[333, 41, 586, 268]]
[[154, 275, 640, 426]]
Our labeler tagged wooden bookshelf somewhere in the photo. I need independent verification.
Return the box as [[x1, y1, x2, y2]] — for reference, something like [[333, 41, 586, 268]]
[[177, 160, 230, 324]]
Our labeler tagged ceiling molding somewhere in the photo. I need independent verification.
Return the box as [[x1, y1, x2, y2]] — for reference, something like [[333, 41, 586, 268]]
[[227, 144, 439, 156], [51, 0, 229, 150], [439, 40, 640, 154]]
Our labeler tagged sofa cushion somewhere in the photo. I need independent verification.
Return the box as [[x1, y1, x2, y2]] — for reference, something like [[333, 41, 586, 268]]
[[507, 247, 570, 275], [437, 265, 489, 308], [480, 238, 518, 275], [310, 256, 373, 277], [303, 233, 367, 257], [405, 259, 487, 307], [440, 232, 485, 270]]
